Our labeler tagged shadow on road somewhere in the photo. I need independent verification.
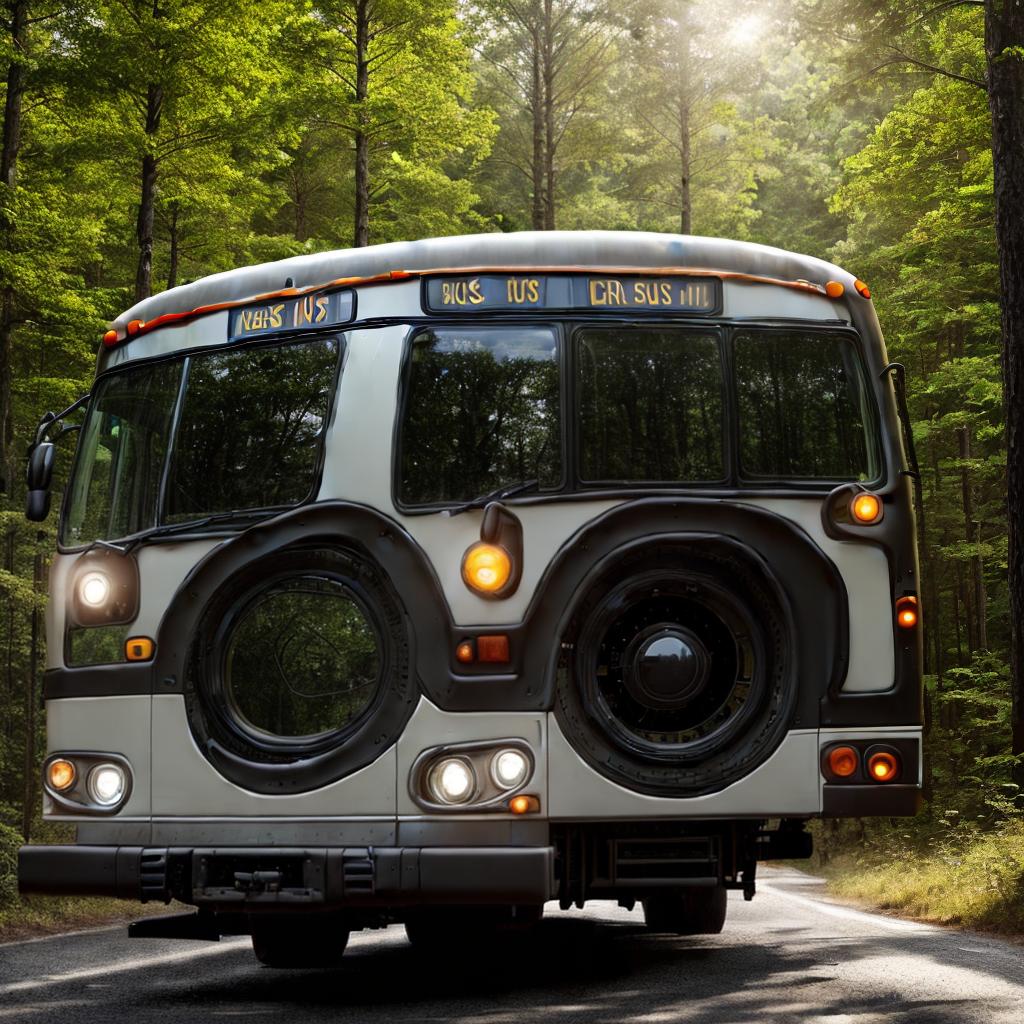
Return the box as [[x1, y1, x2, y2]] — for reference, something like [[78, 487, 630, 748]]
[[175, 916, 988, 1023]]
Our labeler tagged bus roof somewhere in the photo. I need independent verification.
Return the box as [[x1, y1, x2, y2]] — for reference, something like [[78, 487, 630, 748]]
[[112, 231, 857, 337]]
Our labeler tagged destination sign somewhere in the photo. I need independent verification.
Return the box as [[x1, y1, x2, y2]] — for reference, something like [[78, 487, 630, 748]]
[[228, 289, 355, 341], [423, 274, 721, 315]]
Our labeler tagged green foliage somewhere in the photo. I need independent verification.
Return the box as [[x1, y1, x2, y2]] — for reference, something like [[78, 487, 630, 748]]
[[0, 823, 20, 910]]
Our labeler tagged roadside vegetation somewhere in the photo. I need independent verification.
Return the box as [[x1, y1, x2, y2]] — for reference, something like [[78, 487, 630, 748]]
[[0, 0, 1022, 936]]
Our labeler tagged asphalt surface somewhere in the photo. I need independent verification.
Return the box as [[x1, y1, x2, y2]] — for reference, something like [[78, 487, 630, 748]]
[[1, 866, 1022, 1023]]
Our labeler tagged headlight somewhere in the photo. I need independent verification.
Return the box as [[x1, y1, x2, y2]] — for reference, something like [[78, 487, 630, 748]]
[[428, 757, 476, 804], [491, 748, 529, 790], [87, 763, 127, 806], [79, 571, 110, 607]]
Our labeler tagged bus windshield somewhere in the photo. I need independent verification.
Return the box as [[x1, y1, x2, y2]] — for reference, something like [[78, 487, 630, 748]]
[[61, 336, 340, 546]]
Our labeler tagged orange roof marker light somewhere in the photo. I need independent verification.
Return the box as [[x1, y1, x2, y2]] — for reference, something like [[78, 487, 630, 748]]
[[896, 595, 919, 629], [825, 280, 845, 299], [126, 319, 146, 337], [854, 279, 872, 299], [101, 329, 119, 347]]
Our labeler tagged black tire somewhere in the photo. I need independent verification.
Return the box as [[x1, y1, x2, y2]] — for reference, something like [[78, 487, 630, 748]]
[[250, 916, 350, 968], [643, 886, 728, 935]]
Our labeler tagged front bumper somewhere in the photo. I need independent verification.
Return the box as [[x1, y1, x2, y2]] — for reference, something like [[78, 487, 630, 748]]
[[18, 844, 556, 907]]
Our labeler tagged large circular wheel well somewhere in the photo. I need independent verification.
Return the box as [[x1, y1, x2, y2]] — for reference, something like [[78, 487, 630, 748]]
[[554, 535, 797, 797]]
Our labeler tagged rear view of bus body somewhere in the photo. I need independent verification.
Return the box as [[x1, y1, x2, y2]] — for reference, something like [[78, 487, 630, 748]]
[[19, 232, 921, 963]]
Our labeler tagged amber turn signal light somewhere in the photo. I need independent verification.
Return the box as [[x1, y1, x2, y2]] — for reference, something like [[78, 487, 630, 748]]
[[455, 640, 475, 664], [509, 794, 540, 815], [102, 329, 119, 347], [896, 595, 918, 629], [827, 745, 859, 779], [825, 280, 845, 299], [850, 492, 882, 524], [867, 751, 900, 783], [47, 758, 76, 792], [854, 279, 872, 299], [125, 637, 155, 662], [462, 542, 512, 595]]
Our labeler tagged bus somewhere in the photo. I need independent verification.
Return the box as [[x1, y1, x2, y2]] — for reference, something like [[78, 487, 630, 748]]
[[18, 231, 922, 966]]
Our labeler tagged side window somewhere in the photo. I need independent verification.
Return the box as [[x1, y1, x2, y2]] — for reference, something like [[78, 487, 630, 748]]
[[734, 329, 879, 480], [399, 326, 561, 505], [164, 335, 340, 521], [577, 327, 725, 483]]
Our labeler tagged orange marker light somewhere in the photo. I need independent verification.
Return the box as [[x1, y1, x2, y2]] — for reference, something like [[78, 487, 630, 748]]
[[896, 595, 918, 629], [827, 745, 859, 779], [48, 758, 76, 792], [509, 794, 540, 815], [825, 281, 845, 299], [854, 279, 872, 299], [867, 751, 900, 783], [462, 542, 512, 595], [102, 329, 119, 347], [477, 634, 510, 663], [125, 637, 155, 662], [126, 319, 146, 336], [851, 492, 882, 524], [455, 640, 475, 664]]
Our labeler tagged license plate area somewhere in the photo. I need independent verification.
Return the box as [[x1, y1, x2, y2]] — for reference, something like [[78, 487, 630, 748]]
[[192, 848, 326, 904]]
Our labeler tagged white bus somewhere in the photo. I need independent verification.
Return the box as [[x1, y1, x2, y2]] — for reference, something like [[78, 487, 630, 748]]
[[19, 232, 922, 966]]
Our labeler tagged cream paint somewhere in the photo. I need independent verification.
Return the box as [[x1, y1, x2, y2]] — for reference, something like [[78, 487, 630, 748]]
[[741, 498, 895, 693]]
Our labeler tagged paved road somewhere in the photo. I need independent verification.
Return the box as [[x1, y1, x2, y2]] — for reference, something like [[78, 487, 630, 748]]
[[1, 866, 1022, 1023]]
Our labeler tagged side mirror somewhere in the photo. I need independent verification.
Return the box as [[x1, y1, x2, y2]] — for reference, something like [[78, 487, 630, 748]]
[[24, 442, 55, 522], [26, 489, 51, 522]]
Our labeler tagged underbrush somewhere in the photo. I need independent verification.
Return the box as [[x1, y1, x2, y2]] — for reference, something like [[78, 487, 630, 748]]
[[813, 818, 1024, 933]]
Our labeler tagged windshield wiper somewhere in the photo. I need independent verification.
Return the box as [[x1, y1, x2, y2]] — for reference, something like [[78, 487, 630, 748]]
[[441, 479, 540, 517], [119, 508, 282, 551]]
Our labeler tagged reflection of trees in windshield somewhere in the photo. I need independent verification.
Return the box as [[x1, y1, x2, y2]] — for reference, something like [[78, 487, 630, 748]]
[[226, 577, 380, 739], [61, 362, 181, 545], [400, 328, 561, 504], [165, 337, 338, 521], [61, 336, 340, 545], [578, 329, 724, 482], [734, 331, 874, 480]]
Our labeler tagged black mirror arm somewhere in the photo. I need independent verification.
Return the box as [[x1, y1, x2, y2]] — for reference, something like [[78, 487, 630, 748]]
[[29, 393, 90, 453]]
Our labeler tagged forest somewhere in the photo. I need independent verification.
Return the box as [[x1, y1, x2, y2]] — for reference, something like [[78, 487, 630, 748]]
[[1, 0, 1023, 927]]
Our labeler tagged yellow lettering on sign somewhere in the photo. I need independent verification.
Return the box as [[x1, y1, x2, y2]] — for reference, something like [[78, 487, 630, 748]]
[[506, 277, 541, 304], [440, 278, 486, 306], [589, 280, 607, 305]]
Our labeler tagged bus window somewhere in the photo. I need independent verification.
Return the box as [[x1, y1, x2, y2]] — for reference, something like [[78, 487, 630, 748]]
[[734, 329, 880, 481], [577, 327, 724, 483], [399, 326, 561, 506], [61, 361, 181, 545], [163, 336, 339, 522]]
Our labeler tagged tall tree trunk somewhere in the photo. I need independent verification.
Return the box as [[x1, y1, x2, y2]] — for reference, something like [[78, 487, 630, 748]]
[[678, 97, 691, 234], [134, 82, 162, 303], [353, 0, 370, 248], [530, 17, 545, 230], [542, 0, 555, 230], [958, 426, 987, 651], [985, 0, 1024, 753], [166, 200, 179, 291], [0, 0, 27, 491]]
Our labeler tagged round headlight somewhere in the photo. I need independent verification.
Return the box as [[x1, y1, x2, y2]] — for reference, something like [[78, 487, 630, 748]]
[[491, 748, 529, 790], [428, 757, 476, 804], [79, 571, 111, 607], [87, 763, 127, 806]]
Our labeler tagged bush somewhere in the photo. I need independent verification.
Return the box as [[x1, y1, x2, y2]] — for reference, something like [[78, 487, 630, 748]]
[[0, 823, 21, 910]]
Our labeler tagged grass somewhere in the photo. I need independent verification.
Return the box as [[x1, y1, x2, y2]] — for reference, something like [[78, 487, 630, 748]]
[[0, 895, 176, 944], [818, 819, 1024, 934]]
